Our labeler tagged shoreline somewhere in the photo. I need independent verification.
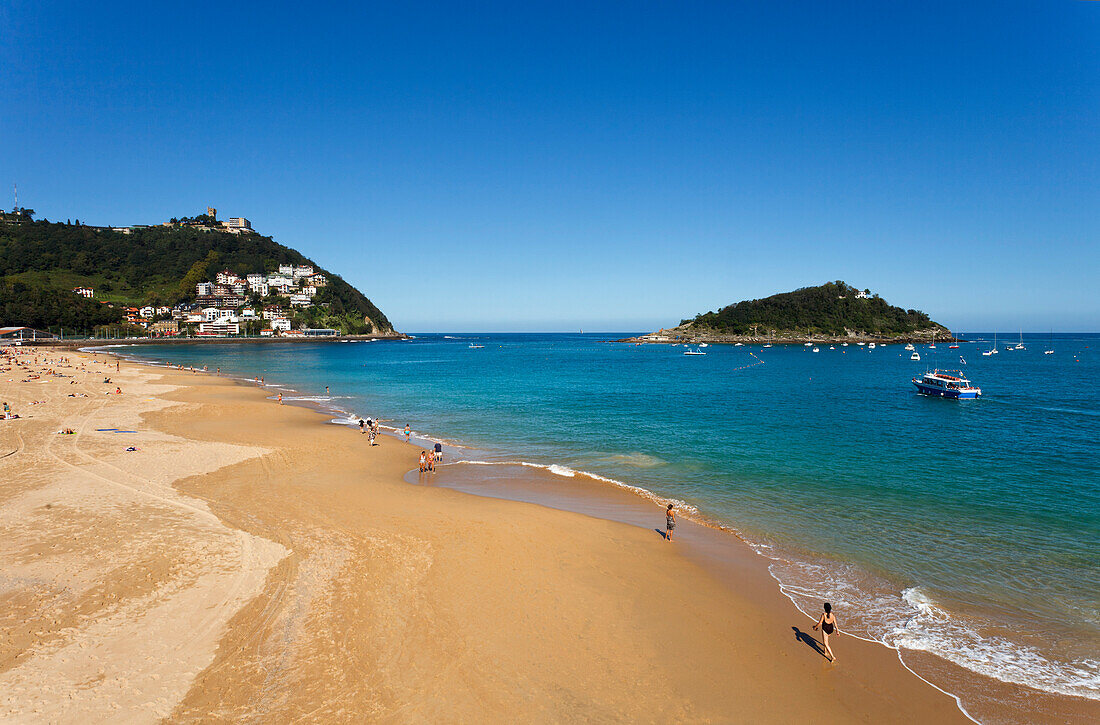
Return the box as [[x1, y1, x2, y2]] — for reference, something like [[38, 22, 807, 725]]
[[113, 341, 1100, 725], [4, 346, 1092, 721], [112, 345, 1099, 723], [151, 364, 969, 723]]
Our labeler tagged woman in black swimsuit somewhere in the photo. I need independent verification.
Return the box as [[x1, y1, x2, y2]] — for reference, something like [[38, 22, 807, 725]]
[[665, 504, 676, 542], [812, 602, 838, 662]]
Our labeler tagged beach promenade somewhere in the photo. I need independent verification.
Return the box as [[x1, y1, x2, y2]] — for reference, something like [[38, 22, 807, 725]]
[[0, 350, 971, 722]]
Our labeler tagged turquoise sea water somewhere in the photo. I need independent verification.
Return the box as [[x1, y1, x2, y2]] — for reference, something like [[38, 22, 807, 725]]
[[118, 334, 1099, 710]]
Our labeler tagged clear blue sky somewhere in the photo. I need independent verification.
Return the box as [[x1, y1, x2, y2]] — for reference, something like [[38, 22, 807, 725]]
[[2, 1, 1098, 332]]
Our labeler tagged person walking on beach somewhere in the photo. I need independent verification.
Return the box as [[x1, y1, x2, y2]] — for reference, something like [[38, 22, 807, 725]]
[[368, 428, 376, 446], [278, 393, 283, 405], [359, 419, 366, 434], [665, 504, 676, 541], [434, 441, 442, 463], [812, 602, 839, 662], [404, 425, 411, 442]]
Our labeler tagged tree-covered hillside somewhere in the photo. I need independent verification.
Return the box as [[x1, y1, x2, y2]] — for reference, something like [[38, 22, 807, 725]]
[[0, 218, 394, 334], [0, 279, 123, 331], [682, 281, 943, 336]]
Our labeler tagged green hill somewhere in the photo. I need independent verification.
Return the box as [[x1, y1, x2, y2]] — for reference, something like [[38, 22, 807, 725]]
[[680, 281, 945, 337], [0, 214, 394, 335]]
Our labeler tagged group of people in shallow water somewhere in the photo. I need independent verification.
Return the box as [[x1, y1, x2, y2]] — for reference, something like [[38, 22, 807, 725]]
[[358, 417, 379, 446], [418, 440, 443, 472], [664, 503, 839, 661]]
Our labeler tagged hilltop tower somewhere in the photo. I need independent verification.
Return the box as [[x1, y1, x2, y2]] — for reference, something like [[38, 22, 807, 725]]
[[206, 206, 217, 220]]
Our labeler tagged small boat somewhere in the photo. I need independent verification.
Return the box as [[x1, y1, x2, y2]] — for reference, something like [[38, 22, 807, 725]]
[[912, 369, 981, 399], [763, 344, 772, 348], [910, 351, 921, 361], [868, 342, 876, 349], [812, 347, 820, 353], [983, 333, 999, 356], [929, 331, 936, 350], [684, 347, 706, 356], [857, 342, 866, 346], [699, 343, 709, 348], [734, 342, 743, 347], [905, 343, 915, 351], [829, 346, 836, 350], [468, 343, 484, 349], [804, 342, 813, 347], [1015, 329, 1025, 350], [948, 332, 959, 349], [842, 342, 849, 347], [1044, 349, 1054, 355], [1044, 329, 1054, 354]]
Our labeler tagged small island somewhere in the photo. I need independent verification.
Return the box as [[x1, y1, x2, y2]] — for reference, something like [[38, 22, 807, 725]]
[[623, 281, 954, 345]]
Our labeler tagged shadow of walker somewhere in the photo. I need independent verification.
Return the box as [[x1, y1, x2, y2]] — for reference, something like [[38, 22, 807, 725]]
[[792, 626, 829, 659]]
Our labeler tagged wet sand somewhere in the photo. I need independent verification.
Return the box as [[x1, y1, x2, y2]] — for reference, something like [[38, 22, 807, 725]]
[[1, 348, 978, 722]]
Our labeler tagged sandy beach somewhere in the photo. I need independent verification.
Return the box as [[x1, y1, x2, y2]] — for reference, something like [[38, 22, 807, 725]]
[[1, 348, 978, 722]]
